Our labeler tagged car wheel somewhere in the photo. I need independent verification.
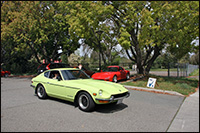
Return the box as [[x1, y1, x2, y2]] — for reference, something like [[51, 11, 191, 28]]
[[113, 75, 118, 83], [36, 84, 47, 99], [126, 73, 130, 80], [78, 92, 95, 112], [4, 73, 9, 78]]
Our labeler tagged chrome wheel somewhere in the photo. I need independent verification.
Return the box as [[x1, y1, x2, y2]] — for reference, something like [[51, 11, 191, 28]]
[[126, 73, 130, 80], [4, 73, 8, 78], [36, 85, 47, 99], [113, 75, 117, 83], [78, 92, 95, 112], [79, 94, 89, 110]]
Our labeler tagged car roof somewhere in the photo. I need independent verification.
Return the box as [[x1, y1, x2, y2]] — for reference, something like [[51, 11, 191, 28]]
[[108, 65, 120, 67], [46, 68, 80, 71]]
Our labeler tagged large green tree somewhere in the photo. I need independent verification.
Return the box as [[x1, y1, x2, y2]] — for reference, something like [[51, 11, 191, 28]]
[[106, 1, 199, 74], [1, 1, 80, 65], [62, 1, 121, 67], [60, 1, 199, 74]]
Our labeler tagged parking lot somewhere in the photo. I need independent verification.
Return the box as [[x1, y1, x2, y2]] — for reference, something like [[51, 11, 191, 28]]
[[1, 77, 184, 132]]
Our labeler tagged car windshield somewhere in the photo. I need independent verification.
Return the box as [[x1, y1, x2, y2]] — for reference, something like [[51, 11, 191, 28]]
[[103, 67, 118, 72], [61, 70, 90, 80]]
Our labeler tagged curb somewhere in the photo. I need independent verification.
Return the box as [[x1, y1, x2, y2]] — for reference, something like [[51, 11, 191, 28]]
[[123, 85, 185, 97]]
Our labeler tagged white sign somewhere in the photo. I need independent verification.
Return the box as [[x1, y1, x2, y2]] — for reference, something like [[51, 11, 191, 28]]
[[147, 78, 157, 88]]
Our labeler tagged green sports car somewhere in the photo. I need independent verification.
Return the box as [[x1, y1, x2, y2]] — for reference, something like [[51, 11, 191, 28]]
[[31, 68, 130, 112]]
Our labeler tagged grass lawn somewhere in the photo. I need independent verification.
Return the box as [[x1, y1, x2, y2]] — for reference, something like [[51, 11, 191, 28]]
[[121, 74, 199, 96], [189, 68, 199, 76], [150, 68, 177, 71]]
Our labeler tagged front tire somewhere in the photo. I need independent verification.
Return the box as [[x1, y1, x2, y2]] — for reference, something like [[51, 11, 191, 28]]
[[78, 92, 95, 112], [36, 84, 47, 99], [113, 75, 118, 83]]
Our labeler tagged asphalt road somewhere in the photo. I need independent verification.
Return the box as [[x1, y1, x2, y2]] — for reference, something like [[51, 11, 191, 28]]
[[1, 77, 185, 132]]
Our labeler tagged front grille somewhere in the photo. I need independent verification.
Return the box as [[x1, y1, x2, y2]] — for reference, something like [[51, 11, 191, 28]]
[[112, 92, 129, 98]]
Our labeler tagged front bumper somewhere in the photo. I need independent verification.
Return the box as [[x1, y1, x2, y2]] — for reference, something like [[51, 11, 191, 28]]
[[95, 91, 130, 102], [30, 85, 36, 88]]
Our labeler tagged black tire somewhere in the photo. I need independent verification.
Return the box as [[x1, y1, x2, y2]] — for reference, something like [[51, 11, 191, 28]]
[[78, 92, 95, 112], [36, 84, 47, 99], [4, 73, 9, 78], [113, 75, 118, 83], [126, 73, 130, 80]]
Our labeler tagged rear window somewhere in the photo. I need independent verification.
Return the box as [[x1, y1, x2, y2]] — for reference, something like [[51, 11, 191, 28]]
[[44, 71, 50, 78], [49, 63, 68, 69]]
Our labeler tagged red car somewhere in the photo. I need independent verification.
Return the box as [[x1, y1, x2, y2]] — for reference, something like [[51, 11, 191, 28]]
[[92, 66, 130, 83], [1, 68, 11, 77]]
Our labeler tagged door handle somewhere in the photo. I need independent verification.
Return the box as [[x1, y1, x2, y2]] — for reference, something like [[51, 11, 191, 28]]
[[47, 82, 50, 84]]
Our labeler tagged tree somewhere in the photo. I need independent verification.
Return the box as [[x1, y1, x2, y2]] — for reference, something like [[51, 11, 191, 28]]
[[60, 1, 199, 74], [189, 51, 199, 65], [62, 1, 121, 67], [104, 1, 199, 74], [1, 1, 80, 65]]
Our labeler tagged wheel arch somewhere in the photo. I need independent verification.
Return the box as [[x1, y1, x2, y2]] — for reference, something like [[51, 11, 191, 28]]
[[74, 90, 94, 107], [35, 83, 45, 94]]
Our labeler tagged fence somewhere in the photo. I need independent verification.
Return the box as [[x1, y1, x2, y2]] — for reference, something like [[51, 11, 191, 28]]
[[168, 63, 199, 77], [149, 63, 199, 77], [76, 62, 198, 78]]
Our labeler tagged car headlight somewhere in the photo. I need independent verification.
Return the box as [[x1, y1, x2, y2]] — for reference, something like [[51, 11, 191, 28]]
[[99, 90, 103, 96]]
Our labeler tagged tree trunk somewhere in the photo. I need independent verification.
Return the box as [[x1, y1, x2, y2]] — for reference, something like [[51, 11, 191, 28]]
[[26, 42, 41, 64]]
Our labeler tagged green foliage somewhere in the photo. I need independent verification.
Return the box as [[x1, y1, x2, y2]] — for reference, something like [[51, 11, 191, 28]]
[[122, 75, 198, 96], [1, 1, 199, 75], [105, 1, 199, 74], [189, 51, 199, 65], [189, 69, 199, 76], [1, 1, 80, 65], [152, 52, 177, 69]]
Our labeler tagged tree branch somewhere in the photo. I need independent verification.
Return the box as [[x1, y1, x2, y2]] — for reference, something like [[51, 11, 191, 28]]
[[126, 49, 136, 62]]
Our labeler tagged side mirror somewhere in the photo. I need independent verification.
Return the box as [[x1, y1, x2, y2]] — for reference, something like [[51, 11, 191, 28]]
[[101, 70, 103, 72]]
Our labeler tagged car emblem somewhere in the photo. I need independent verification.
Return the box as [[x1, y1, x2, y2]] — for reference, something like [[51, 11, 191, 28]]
[[119, 90, 121, 92]]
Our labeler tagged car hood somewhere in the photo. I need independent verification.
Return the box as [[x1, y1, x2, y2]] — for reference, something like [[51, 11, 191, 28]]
[[92, 72, 115, 78], [62, 79, 127, 94]]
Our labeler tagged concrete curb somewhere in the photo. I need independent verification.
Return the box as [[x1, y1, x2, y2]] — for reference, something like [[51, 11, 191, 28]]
[[123, 85, 185, 97]]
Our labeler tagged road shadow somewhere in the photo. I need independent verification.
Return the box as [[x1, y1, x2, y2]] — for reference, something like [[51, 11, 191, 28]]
[[94, 103, 128, 113], [34, 94, 75, 106], [34, 94, 128, 113]]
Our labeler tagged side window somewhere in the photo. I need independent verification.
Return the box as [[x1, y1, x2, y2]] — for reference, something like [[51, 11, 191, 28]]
[[49, 71, 62, 80], [44, 71, 50, 78]]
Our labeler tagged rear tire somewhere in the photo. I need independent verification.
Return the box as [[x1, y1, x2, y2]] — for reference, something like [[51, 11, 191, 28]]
[[4, 73, 9, 78], [126, 73, 130, 80], [78, 92, 95, 112], [36, 84, 47, 99]]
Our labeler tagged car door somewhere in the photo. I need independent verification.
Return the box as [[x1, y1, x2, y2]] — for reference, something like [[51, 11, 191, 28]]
[[45, 70, 67, 99], [119, 67, 126, 79]]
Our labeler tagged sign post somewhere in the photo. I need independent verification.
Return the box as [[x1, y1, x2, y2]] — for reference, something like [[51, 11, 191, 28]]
[[147, 78, 157, 88]]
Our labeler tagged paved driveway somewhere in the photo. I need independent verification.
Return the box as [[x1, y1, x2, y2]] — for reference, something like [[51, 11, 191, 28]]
[[1, 77, 184, 132]]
